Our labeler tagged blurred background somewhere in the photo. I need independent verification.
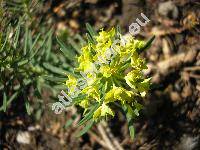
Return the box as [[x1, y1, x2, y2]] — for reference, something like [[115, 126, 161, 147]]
[[0, 0, 200, 149]]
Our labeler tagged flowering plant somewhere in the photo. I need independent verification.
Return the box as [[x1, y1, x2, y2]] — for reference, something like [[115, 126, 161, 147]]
[[64, 24, 154, 138]]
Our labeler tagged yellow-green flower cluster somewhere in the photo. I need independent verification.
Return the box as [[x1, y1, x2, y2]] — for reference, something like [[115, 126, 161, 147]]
[[65, 28, 151, 121]]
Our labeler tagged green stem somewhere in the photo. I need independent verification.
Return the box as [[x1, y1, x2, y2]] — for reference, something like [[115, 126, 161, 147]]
[[110, 76, 115, 87]]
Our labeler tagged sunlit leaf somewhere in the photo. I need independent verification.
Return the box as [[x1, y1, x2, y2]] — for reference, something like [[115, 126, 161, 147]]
[[43, 63, 70, 76], [25, 101, 31, 115], [56, 37, 75, 61], [76, 120, 94, 137], [137, 35, 155, 53], [78, 103, 99, 126], [86, 23, 97, 37]]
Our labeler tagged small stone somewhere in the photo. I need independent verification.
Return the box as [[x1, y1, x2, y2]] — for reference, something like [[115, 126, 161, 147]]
[[176, 135, 199, 150], [158, 1, 179, 19], [16, 131, 31, 144]]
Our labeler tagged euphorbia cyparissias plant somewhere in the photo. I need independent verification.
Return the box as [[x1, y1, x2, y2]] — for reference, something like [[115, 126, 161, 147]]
[[64, 26, 154, 138]]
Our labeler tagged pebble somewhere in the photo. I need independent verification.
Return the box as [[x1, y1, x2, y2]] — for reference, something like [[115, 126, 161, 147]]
[[16, 131, 31, 144], [158, 1, 179, 19]]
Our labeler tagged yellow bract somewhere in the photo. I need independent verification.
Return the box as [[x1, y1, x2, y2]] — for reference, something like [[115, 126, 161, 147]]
[[99, 65, 118, 78], [93, 103, 115, 120], [95, 28, 115, 44], [125, 70, 143, 88], [137, 78, 151, 97], [66, 74, 77, 94], [79, 99, 90, 109], [105, 86, 134, 104], [82, 85, 100, 101], [77, 45, 94, 72]]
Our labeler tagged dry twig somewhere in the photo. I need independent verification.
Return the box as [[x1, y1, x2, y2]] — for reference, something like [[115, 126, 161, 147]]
[[88, 131, 109, 149], [152, 49, 198, 83], [97, 124, 116, 150], [102, 122, 124, 150]]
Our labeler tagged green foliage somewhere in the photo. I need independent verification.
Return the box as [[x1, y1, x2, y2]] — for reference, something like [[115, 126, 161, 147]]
[[0, 21, 45, 113], [76, 120, 94, 137], [0, 0, 78, 117], [0, 19, 78, 116]]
